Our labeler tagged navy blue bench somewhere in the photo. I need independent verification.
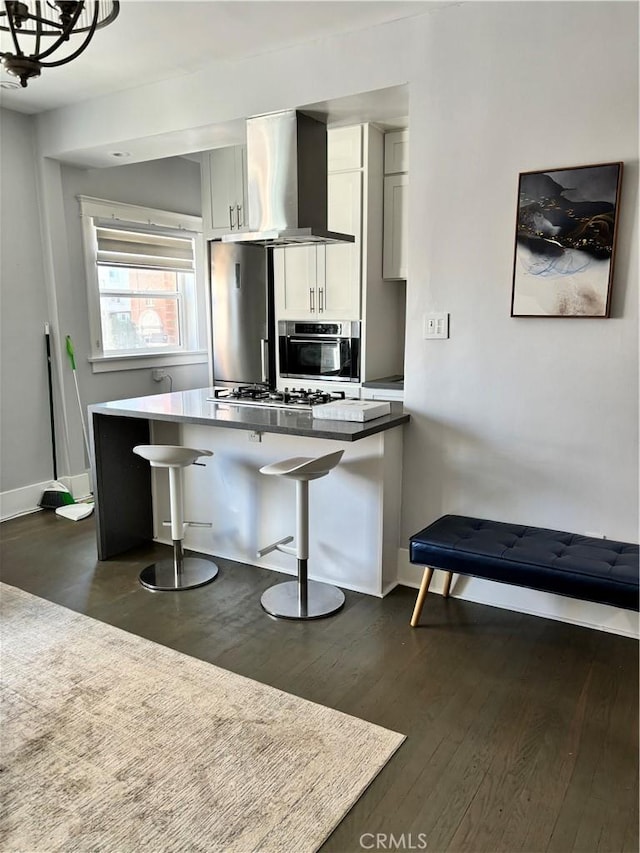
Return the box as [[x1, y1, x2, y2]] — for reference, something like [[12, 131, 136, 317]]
[[409, 515, 639, 627]]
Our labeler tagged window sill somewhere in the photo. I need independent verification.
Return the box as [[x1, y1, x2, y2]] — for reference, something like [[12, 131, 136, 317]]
[[88, 350, 208, 374]]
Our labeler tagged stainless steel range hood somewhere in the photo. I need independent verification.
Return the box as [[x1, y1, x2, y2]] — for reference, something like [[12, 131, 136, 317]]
[[221, 110, 355, 247]]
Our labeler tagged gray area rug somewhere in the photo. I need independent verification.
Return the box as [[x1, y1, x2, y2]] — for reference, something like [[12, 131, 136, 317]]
[[0, 583, 404, 852]]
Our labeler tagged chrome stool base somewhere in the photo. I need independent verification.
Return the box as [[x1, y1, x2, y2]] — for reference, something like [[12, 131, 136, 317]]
[[261, 580, 345, 620], [140, 556, 219, 591]]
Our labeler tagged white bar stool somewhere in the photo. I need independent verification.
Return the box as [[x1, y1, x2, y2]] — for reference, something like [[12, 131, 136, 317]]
[[133, 444, 219, 591], [257, 449, 345, 620]]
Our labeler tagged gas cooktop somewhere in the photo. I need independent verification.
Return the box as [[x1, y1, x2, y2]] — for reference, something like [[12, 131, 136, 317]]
[[207, 386, 347, 411]]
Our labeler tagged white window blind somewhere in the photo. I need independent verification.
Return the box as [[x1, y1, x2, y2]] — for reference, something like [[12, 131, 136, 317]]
[[95, 226, 195, 272]]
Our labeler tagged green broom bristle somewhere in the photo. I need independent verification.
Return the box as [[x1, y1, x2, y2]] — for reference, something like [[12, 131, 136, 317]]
[[39, 489, 76, 510]]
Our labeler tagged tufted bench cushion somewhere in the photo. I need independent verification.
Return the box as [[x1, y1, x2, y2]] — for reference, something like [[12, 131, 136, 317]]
[[409, 515, 639, 626]]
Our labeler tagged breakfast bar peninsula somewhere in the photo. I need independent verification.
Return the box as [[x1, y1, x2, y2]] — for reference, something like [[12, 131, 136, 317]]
[[90, 388, 410, 597]]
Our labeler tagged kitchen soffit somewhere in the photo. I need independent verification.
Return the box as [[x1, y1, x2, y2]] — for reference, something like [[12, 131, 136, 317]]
[[0, 2, 440, 116], [53, 84, 409, 170]]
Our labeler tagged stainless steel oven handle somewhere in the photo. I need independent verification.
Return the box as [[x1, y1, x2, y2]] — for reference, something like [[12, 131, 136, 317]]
[[289, 338, 340, 345]]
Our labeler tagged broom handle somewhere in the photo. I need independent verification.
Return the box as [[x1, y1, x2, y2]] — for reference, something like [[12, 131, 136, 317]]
[[45, 323, 58, 480], [65, 336, 91, 464], [72, 370, 91, 463]]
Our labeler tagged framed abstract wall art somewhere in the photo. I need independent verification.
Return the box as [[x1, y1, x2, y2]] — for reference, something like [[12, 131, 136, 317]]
[[510, 162, 623, 317]]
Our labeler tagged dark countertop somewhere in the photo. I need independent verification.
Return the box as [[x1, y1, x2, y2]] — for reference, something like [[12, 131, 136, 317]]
[[362, 375, 404, 389], [90, 387, 410, 442]]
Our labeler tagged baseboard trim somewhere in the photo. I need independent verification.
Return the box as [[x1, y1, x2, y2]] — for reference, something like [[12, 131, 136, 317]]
[[0, 482, 48, 521], [65, 472, 92, 501], [397, 548, 639, 639], [1, 473, 92, 522]]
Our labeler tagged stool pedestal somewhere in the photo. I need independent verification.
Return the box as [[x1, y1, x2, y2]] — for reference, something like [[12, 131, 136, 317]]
[[134, 445, 219, 592], [257, 451, 345, 620]]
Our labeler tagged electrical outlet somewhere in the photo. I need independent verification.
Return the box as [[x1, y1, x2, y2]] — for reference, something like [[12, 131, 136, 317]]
[[424, 312, 449, 339], [249, 431, 263, 443], [152, 369, 167, 382]]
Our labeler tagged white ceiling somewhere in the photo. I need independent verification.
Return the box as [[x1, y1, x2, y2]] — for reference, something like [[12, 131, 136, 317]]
[[0, 1, 438, 115]]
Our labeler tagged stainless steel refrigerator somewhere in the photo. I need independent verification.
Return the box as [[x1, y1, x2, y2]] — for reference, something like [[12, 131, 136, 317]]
[[209, 242, 275, 387]]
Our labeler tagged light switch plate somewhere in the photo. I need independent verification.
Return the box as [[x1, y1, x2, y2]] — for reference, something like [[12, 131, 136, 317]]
[[424, 312, 449, 339]]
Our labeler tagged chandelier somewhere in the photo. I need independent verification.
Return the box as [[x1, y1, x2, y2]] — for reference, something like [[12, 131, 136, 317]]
[[0, 1, 119, 88]]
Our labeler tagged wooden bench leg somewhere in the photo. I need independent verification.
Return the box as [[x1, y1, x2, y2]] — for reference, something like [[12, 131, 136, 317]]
[[410, 567, 434, 627], [442, 571, 453, 598]]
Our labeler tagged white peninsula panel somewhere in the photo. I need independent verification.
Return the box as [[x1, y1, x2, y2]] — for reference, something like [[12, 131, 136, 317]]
[[150, 421, 403, 597]]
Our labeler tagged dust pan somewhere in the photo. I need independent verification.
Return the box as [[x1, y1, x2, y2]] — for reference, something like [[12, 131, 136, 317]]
[[55, 503, 93, 521]]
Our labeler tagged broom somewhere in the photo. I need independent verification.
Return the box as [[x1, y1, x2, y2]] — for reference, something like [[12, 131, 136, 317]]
[[51, 334, 96, 521], [65, 335, 91, 464], [39, 323, 75, 510]]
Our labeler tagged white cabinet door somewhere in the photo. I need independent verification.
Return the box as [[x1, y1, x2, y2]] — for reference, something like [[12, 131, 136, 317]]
[[204, 146, 247, 237], [383, 174, 408, 280], [273, 245, 318, 319], [328, 126, 362, 172], [322, 170, 362, 319], [384, 130, 409, 174]]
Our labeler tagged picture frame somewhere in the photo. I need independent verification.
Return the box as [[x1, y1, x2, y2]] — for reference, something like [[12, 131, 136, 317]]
[[510, 162, 623, 317]]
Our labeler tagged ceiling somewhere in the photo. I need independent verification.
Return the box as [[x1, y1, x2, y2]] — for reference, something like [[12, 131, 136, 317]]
[[0, 1, 439, 116]]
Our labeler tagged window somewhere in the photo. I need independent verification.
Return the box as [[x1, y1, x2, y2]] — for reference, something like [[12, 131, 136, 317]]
[[79, 196, 208, 372]]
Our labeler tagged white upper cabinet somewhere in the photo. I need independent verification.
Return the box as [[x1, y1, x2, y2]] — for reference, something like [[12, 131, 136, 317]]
[[328, 125, 362, 171], [382, 130, 408, 280], [273, 246, 318, 316], [383, 174, 408, 280], [274, 126, 363, 321], [202, 146, 248, 238], [274, 170, 362, 320], [322, 169, 362, 318], [384, 130, 409, 174]]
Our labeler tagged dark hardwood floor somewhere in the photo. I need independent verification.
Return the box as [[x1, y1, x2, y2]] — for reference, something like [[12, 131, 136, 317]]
[[1, 510, 638, 853]]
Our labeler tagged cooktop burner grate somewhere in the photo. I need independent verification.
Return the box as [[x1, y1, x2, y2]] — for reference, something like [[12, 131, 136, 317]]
[[208, 386, 347, 410]]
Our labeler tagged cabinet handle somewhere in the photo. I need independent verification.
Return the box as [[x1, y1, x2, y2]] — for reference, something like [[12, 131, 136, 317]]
[[229, 205, 236, 229], [236, 204, 242, 228], [309, 288, 315, 312], [318, 288, 324, 313]]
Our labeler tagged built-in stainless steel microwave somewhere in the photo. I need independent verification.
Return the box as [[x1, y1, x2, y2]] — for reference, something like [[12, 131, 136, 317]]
[[278, 320, 360, 382]]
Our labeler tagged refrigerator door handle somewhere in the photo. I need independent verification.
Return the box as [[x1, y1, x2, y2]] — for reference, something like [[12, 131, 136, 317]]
[[234, 263, 241, 289], [261, 339, 269, 384]]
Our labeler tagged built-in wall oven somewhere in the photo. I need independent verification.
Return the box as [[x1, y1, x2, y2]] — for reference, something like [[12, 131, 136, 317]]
[[278, 320, 360, 382]]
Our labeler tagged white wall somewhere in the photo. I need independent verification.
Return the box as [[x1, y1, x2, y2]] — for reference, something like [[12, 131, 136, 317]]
[[0, 129, 208, 511], [403, 1, 638, 544], [3, 3, 638, 578], [0, 110, 52, 495]]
